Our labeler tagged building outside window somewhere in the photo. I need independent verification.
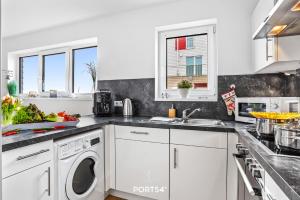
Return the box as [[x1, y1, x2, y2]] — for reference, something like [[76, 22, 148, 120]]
[[167, 34, 208, 89]]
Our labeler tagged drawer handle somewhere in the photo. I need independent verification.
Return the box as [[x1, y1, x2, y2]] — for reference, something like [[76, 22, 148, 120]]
[[44, 167, 51, 196], [130, 131, 149, 135], [16, 149, 50, 161], [174, 148, 177, 168]]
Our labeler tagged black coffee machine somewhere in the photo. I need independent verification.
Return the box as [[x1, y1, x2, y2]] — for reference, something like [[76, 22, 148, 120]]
[[93, 89, 112, 116]]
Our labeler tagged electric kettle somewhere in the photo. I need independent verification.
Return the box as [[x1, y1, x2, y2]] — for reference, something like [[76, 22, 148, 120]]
[[123, 98, 133, 117]]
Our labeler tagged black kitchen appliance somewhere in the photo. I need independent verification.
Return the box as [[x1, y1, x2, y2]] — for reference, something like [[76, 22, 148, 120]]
[[93, 89, 112, 116]]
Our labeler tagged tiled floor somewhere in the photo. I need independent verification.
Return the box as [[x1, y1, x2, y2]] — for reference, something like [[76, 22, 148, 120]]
[[105, 195, 125, 200]]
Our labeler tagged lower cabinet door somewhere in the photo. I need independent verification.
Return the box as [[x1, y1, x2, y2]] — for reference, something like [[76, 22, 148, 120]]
[[116, 139, 169, 200], [170, 144, 227, 200], [3, 162, 51, 200]]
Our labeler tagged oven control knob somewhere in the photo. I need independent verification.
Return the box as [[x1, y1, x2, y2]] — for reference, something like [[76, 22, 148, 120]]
[[236, 144, 246, 152], [238, 147, 249, 156], [249, 163, 258, 172], [252, 167, 263, 178], [245, 158, 255, 167]]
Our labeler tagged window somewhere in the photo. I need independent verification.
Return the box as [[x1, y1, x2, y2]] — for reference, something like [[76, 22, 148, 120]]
[[43, 53, 66, 92], [73, 47, 97, 93], [186, 56, 203, 76], [155, 19, 217, 101], [18, 45, 97, 95], [19, 56, 39, 93], [186, 37, 194, 49]]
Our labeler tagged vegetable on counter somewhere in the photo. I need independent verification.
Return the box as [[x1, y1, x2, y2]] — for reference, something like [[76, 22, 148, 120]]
[[2, 100, 81, 135], [12, 104, 46, 124], [2, 129, 19, 137], [57, 111, 81, 121], [1, 95, 21, 126], [45, 113, 58, 122]]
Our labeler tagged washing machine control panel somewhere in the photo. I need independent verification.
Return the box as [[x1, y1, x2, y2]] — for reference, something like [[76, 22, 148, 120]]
[[59, 139, 83, 158], [58, 136, 101, 159]]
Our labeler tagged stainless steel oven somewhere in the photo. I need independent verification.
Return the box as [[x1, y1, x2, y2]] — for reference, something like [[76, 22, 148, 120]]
[[234, 143, 265, 200]]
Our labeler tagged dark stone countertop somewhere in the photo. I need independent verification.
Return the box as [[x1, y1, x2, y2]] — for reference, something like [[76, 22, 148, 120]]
[[2, 116, 234, 152], [2, 115, 300, 200]]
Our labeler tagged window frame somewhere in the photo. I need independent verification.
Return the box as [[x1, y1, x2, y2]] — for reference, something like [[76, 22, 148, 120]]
[[41, 50, 69, 93], [155, 19, 218, 102], [17, 44, 97, 96], [19, 55, 39, 94], [71, 46, 98, 93]]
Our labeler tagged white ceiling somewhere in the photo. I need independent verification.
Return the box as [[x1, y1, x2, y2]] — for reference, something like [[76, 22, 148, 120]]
[[2, 0, 179, 37]]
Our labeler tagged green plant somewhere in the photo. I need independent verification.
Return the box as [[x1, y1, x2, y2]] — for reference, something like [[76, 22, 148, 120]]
[[177, 80, 192, 89]]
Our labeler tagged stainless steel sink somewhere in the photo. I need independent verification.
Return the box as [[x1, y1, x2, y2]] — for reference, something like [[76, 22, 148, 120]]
[[145, 117, 224, 127], [173, 118, 224, 126]]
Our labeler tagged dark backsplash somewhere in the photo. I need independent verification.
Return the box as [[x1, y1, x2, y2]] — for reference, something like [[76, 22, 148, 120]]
[[98, 74, 300, 121]]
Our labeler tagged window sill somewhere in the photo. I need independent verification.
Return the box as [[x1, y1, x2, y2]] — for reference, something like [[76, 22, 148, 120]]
[[155, 96, 217, 102], [20, 95, 93, 101]]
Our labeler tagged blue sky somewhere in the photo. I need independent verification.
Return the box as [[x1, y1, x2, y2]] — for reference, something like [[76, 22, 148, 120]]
[[21, 47, 97, 93], [73, 47, 97, 93], [22, 56, 39, 93], [44, 53, 66, 91]]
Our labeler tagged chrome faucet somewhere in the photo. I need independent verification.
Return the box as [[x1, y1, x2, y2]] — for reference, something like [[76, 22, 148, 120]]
[[182, 108, 201, 123]]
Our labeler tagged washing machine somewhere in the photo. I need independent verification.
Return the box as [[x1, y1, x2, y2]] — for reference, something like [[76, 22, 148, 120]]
[[54, 129, 105, 200]]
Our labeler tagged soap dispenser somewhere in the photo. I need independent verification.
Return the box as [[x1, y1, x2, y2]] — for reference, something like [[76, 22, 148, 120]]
[[168, 104, 176, 118]]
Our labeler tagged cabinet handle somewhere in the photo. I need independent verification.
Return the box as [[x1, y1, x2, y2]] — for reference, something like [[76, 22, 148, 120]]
[[130, 131, 149, 135], [266, 38, 273, 61], [45, 167, 51, 196], [16, 149, 50, 161], [174, 148, 177, 168]]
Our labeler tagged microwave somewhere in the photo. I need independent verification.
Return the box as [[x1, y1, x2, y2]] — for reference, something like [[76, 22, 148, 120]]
[[235, 97, 300, 123]]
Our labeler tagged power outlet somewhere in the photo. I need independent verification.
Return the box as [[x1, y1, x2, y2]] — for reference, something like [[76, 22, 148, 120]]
[[114, 101, 123, 107]]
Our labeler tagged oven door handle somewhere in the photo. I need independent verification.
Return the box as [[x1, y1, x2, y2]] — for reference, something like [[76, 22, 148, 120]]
[[233, 154, 258, 196]]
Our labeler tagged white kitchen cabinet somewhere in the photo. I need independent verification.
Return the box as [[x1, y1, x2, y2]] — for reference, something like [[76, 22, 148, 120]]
[[3, 162, 51, 200], [251, 0, 275, 34], [251, 0, 300, 72], [252, 37, 277, 72], [104, 125, 116, 191], [170, 129, 227, 200], [251, 0, 277, 72], [2, 141, 53, 200], [115, 126, 169, 200]]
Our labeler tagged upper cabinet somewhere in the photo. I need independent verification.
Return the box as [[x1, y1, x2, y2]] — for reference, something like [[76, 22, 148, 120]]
[[251, 0, 300, 73], [251, 0, 275, 35]]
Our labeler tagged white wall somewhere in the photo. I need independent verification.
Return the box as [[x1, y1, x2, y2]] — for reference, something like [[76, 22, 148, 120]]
[[2, 0, 255, 78], [21, 98, 93, 116], [1, 0, 256, 112]]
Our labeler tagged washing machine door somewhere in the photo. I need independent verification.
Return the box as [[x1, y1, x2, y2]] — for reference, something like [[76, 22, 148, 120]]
[[66, 151, 99, 200]]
